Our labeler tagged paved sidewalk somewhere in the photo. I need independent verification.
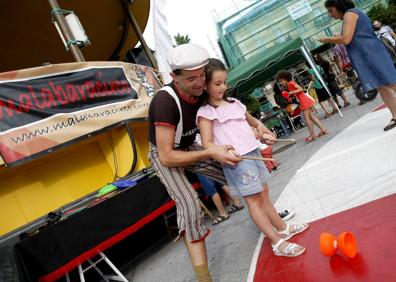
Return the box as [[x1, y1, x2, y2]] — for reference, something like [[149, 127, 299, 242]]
[[125, 91, 384, 282]]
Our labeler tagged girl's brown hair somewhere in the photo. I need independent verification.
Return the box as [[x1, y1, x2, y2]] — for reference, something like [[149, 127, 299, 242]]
[[202, 58, 234, 107], [276, 70, 293, 82]]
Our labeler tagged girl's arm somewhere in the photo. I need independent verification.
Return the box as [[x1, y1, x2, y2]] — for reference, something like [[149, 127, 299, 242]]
[[245, 112, 276, 144], [198, 117, 217, 149], [287, 81, 304, 95], [198, 116, 242, 160], [320, 12, 358, 45]]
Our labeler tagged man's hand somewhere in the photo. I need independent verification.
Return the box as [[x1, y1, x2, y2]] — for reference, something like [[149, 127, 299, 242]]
[[208, 145, 241, 166]]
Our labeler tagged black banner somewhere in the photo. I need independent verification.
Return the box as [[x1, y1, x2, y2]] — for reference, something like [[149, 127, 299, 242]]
[[0, 62, 159, 165], [0, 67, 138, 132]]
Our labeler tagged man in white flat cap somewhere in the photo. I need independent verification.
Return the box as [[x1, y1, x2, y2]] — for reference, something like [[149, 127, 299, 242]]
[[148, 43, 240, 282]]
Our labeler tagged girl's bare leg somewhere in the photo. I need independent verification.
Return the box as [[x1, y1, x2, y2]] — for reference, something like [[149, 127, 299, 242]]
[[259, 185, 285, 229], [244, 192, 284, 244], [309, 109, 327, 132], [303, 109, 315, 136], [221, 185, 242, 207], [243, 190, 305, 254], [211, 193, 227, 216]]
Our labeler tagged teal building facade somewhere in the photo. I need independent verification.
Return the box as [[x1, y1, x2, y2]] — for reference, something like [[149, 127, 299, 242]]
[[217, 0, 388, 69]]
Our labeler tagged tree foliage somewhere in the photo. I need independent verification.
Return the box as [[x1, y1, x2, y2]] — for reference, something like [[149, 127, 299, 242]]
[[174, 33, 191, 46], [367, 3, 396, 29]]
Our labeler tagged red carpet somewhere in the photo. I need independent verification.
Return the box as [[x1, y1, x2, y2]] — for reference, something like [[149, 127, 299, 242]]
[[253, 193, 396, 281]]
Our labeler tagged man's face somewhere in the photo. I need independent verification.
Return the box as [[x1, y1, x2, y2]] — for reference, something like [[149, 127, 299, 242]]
[[172, 68, 206, 97], [373, 21, 381, 31]]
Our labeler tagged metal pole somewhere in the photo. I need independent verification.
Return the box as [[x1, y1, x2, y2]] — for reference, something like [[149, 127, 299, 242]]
[[121, 0, 158, 70], [300, 44, 342, 117], [48, 0, 85, 62]]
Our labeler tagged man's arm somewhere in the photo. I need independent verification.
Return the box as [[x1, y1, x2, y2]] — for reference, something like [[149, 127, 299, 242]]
[[383, 26, 396, 41], [388, 27, 396, 41], [155, 125, 240, 167]]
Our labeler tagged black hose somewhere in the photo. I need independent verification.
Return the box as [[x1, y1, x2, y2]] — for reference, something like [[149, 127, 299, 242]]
[[123, 122, 138, 177]]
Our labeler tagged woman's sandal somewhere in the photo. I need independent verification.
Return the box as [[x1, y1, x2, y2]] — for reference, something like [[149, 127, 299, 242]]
[[278, 223, 309, 240], [384, 119, 396, 131], [272, 238, 306, 257], [229, 204, 244, 214], [304, 135, 316, 143], [212, 212, 230, 225], [317, 130, 329, 137]]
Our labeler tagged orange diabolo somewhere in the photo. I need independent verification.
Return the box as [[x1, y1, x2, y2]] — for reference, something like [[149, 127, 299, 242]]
[[319, 231, 357, 258]]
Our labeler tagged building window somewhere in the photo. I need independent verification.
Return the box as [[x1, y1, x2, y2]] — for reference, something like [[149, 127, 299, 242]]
[[297, 24, 307, 35], [273, 28, 287, 43]]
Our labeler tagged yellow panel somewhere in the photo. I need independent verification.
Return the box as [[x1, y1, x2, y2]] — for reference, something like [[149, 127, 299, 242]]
[[59, 142, 114, 199], [0, 121, 151, 236], [0, 193, 27, 236], [12, 178, 70, 222], [0, 139, 115, 235]]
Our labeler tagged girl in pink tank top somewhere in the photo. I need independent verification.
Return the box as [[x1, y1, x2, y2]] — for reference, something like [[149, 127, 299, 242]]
[[197, 59, 309, 258]]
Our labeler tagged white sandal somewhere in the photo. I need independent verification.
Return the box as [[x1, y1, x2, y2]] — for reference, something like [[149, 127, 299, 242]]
[[272, 238, 305, 257], [278, 223, 309, 240]]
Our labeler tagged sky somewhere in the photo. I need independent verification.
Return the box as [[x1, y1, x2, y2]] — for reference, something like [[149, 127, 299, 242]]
[[143, 0, 255, 58]]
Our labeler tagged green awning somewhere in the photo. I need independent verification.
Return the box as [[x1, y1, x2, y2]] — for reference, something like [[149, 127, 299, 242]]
[[227, 38, 305, 96]]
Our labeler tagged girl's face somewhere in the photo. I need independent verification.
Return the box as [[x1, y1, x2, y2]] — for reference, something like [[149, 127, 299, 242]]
[[278, 78, 288, 87], [326, 7, 343, 19], [205, 70, 228, 100]]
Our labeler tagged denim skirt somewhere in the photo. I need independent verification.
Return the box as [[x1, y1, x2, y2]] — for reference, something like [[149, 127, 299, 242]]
[[223, 148, 271, 197]]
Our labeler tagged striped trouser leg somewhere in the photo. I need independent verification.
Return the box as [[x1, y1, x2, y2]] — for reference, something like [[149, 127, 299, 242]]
[[185, 144, 226, 184], [149, 144, 209, 242]]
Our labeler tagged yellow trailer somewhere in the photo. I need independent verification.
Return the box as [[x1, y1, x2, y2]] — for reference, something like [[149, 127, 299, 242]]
[[0, 0, 155, 238]]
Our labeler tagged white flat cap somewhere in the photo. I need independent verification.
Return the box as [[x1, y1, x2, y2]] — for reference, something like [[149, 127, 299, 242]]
[[167, 43, 210, 71]]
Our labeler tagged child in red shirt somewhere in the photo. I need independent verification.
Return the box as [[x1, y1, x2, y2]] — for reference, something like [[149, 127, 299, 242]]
[[277, 70, 328, 142]]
